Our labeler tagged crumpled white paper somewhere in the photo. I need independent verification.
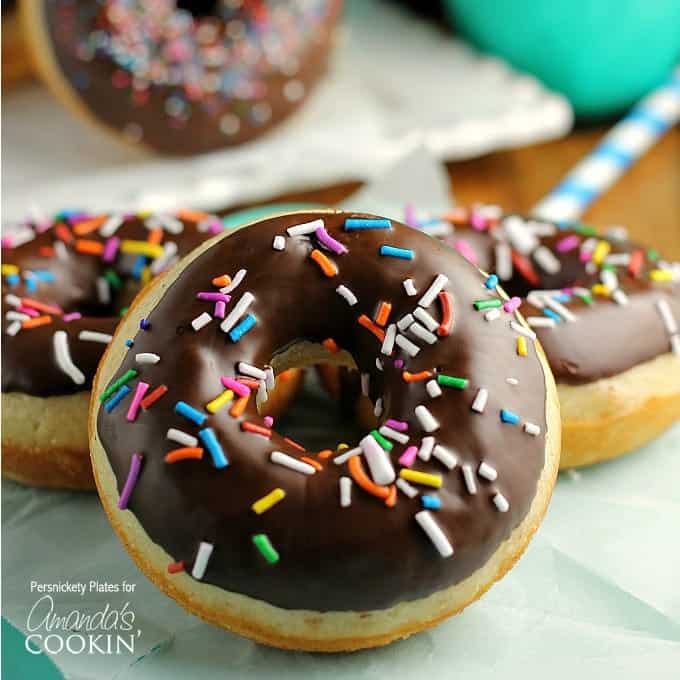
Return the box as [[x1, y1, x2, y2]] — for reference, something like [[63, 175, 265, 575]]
[[3, 147, 679, 679], [1, 0, 571, 222]]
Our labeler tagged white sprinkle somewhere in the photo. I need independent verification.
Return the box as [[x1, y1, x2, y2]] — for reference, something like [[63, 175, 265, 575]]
[[397, 313, 414, 331], [543, 296, 577, 322], [471, 388, 488, 413], [167, 428, 198, 447], [375, 357, 384, 371], [426, 380, 442, 399], [135, 352, 161, 364], [604, 253, 630, 266], [670, 334, 680, 357], [493, 492, 510, 513], [54, 241, 69, 261], [525, 219, 557, 237], [379, 426, 409, 445], [432, 445, 457, 470], [333, 447, 362, 465], [478, 462, 498, 481], [5, 311, 29, 322], [462, 464, 477, 494], [580, 237, 597, 255], [421, 221, 453, 237], [99, 214, 124, 238], [339, 477, 352, 507], [396, 333, 420, 357], [533, 245, 561, 274], [360, 434, 396, 485], [264, 366, 275, 391], [5, 294, 21, 308], [336, 285, 358, 306], [612, 289, 629, 306], [524, 422, 541, 436], [146, 214, 183, 234], [510, 321, 537, 339], [191, 541, 214, 580], [78, 330, 113, 343], [413, 307, 439, 332], [409, 322, 437, 345], [221, 268, 247, 294], [257, 379, 269, 404], [655, 298, 678, 335], [506, 377, 519, 386], [96, 277, 111, 305], [526, 290, 548, 308], [286, 218, 324, 236], [220, 291, 254, 332], [238, 362, 267, 380], [415, 405, 439, 433], [360, 372, 370, 396], [418, 274, 448, 308], [191, 312, 212, 331], [485, 308, 501, 322], [6, 227, 34, 248], [502, 215, 537, 254], [396, 478, 419, 498], [6, 321, 21, 336], [53, 331, 85, 385], [601, 269, 619, 291], [604, 226, 628, 241], [374, 397, 383, 417], [415, 511, 453, 558], [527, 316, 557, 329], [418, 436, 435, 462], [381, 323, 397, 355], [272, 235, 286, 251], [495, 242, 513, 280], [403, 278, 417, 296], [585, 262, 597, 275], [150, 241, 178, 274], [270, 451, 316, 475]]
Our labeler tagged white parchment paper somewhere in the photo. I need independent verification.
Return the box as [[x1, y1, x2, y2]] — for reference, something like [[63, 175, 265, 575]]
[[2, 147, 679, 679]]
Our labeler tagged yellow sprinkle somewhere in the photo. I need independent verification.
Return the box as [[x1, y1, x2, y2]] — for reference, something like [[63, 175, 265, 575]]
[[252, 488, 286, 515], [136, 210, 152, 219], [120, 240, 164, 259], [517, 336, 528, 357], [399, 469, 442, 488], [592, 240, 611, 265], [650, 269, 673, 282], [206, 390, 234, 414], [2, 264, 19, 275], [141, 266, 152, 285], [591, 283, 610, 296], [337, 443, 349, 451]]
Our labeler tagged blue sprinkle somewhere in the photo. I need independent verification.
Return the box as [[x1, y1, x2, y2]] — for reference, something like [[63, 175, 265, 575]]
[[484, 274, 499, 289], [140, 318, 151, 330], [500, 409, 520, 425], [344, 218, 392, 231], [125, 339, 134, 348], [543, 308, 562, 323], [132, 255, 147, 280], [104, 385, 132, 413], [379, 245, 414, 260], [228, 314, 256, 343], [174, 401, 206, 426], [199, 428, 229, 469], [5, 274, 20, 286], [32, 270, 55, 283], [24, 278, 37, 293], [552, 293, 571, 303], [421, 494, 441, 510]]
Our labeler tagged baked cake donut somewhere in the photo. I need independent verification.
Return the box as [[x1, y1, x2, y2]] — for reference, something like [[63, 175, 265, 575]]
[[90, 210, 560, 651], [21, 0, 342, 154], [2, 0, 33, 88], [2, 209, 301, 490]]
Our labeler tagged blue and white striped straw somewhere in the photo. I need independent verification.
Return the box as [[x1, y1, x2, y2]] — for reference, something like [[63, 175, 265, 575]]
[[533, 66, 680, 222]]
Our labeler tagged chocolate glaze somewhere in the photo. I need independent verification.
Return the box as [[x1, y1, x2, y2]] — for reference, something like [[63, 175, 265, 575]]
[[96, 211, 549, 612], [35, 1, 342, 155], [2, 212, 221, 396]]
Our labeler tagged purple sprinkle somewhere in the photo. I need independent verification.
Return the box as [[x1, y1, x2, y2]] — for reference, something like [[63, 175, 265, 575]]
[[62, 312, 82, 322], [197, 292, 230, 302], [394, 359, 405, 369], [140, 319, 151, 330], [102, 236, 121, 263], [399, 446, 418, 467], [315, 226, 348, 255], [214, 300, 226, 318], [556, 235, 580, 253], [263, 415, 274, 428], [117, 453, 143, 510], [385, 418, 409, 431]]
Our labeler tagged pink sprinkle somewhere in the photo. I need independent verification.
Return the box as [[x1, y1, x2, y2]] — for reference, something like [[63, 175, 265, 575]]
[[214, 300, 226, 318], [62, 312, 82, 322], [221, 376, 251, 398], [208, 221, 223, 235], [102, 237, 120, 263], [579, 250, 592, 263], [126, 381, 149, 422], [470, 211, 487, 231], [404, 204, 417, 227], [556, 235, 580, 253], [385, 419, 408, 432], [455, 239, 478, 265], [394, 359, 405, 369], [36, 221, 53, 234], [17, 306, 40, 318], [197, 292, 230, 302], [1, 236, 14, 248], [263, 416, 274, 428], [503, 296, 521, 313], [399, 446, 418, 467], [315, 226, 347, 255], [117, 453, 143, 510], [561, 287, 574, 295]]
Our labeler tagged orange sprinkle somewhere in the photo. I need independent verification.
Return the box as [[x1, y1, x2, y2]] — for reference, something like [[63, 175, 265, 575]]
[[318, 449, 333, 460], [374, 301, 392, 327], [140, 384, 168, 409], [236, 378, 260, 389], [73, 216, 106, 235], [348, 455, 390, 500], [241, 421, 272, 438], [310, 249, 337, 277], [284, 437, 306, 453], [75, 239, 104, 256], [301, 456, 323, 471], [54, 223, 73, 243], [385, 485, 397, 508], [177, 209, 210, 223], [21, 298, 61, 314], [229, 395, 249, 418], [22, 315, 52, 329], [39, 246, 55, 257], [147, 227, 164, 245], [357, 314, 386, 342], [165, 447, 204, 463], [402, 370, 432, 382], [278, 369, 294, 382], [212, 274, 232, 287], [167, 561, 185, 574], [437, 291, 453, 337], [441, 207, 469, 225], [322, 338, 340, 354]]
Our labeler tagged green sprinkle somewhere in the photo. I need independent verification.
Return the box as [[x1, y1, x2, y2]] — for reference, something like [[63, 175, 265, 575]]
[[437, 375, 469, 389], [577, 293, 593, 305], [371, 430, 393, 451], [99, 369, 138, 402], [253, 534, 279, 564], [601, 263, 616, 272], [647, 248, 659, 262], [575, 224, 597, 237], [119, 306, 129, 317], [473, 299, 502, 310], [104, 269, 123, 291]]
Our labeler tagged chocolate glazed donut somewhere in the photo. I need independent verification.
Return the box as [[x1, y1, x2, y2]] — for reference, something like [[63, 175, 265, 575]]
[[21, 0, 342, 154], [90, 210, 560, 651]]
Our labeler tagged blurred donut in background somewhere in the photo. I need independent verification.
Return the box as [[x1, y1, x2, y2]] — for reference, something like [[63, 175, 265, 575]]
[[2, 0, 33, 88]]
